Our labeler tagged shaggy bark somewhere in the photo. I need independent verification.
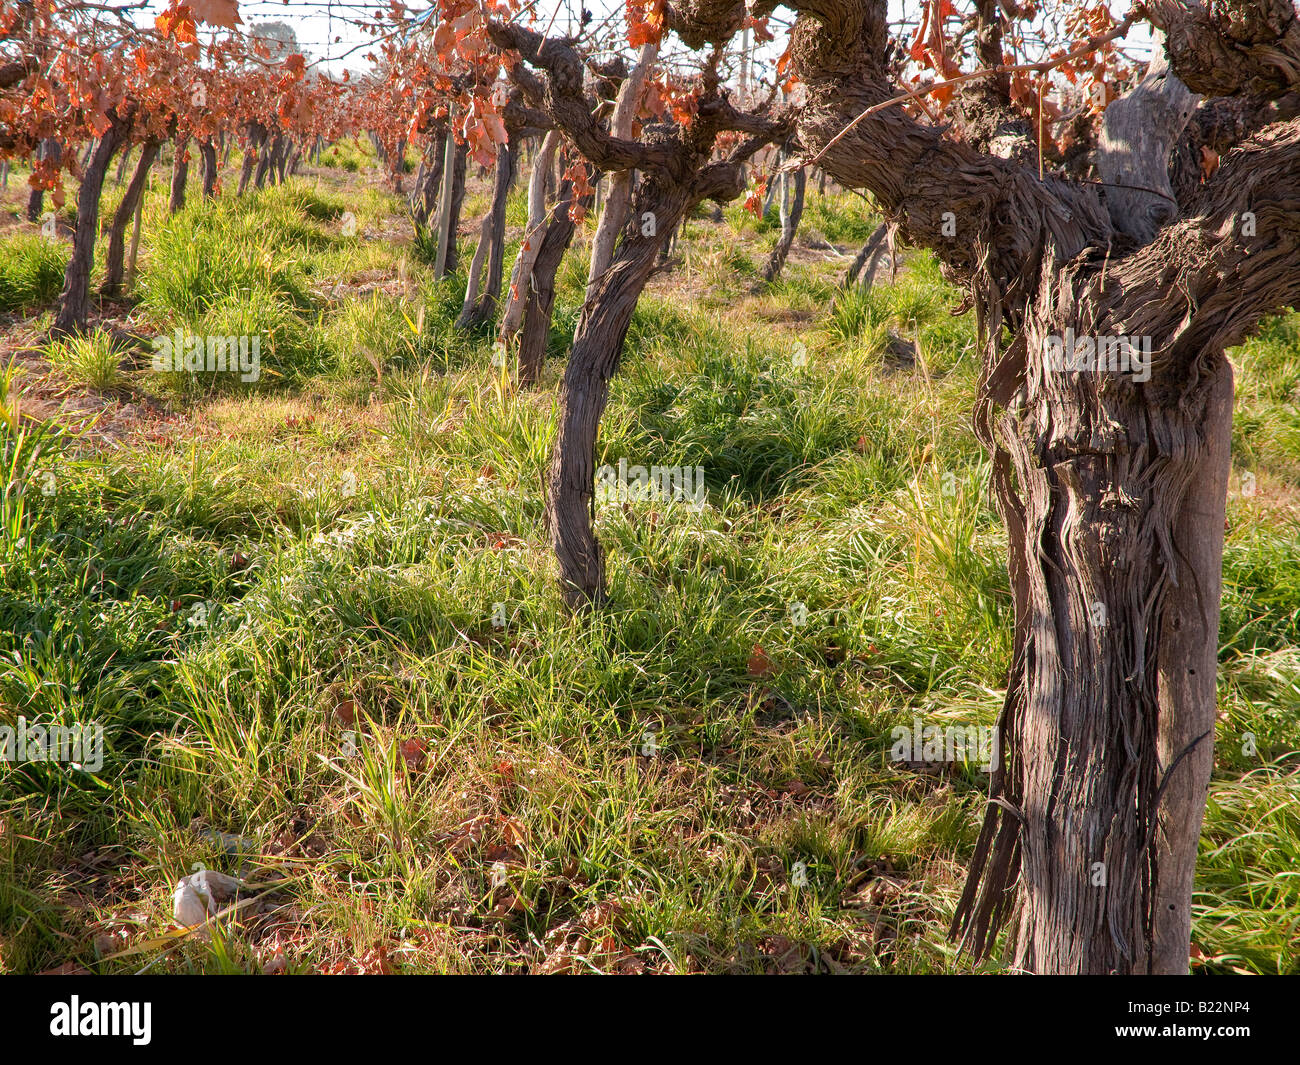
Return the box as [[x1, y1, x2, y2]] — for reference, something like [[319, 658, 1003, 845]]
[[770, 0, 1300, 974], [102, 136, 160, 298], [1149, 0, 1300, 98]]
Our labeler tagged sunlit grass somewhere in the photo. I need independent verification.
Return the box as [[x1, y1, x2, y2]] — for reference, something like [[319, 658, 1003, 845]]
[[0, 168, 1295, 975]]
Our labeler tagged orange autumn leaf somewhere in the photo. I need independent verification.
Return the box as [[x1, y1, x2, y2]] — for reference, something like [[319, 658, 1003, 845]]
[[627, 0, 665, 48], [748, 644, 775, 677]]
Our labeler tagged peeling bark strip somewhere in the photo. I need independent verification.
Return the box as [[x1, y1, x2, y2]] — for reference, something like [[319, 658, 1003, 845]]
[[766, 0, 1300, 972]]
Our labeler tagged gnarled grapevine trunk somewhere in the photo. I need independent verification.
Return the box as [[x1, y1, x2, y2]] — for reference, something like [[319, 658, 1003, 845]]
[[237, 122, 265, 196], [502, 130, 561, 343], [444, 142, 468, 275], [517, 172, 586, 388], [27, 138, 60, 222], [766, 0, 1300, 974], [955, 288, 1232, 973], [409, 135, 445, 231]]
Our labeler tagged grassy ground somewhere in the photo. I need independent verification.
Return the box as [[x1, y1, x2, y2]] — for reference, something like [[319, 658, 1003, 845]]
[[1, 140, 1297, 974]]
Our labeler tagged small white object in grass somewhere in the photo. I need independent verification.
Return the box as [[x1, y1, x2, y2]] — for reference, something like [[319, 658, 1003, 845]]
[[172, 869, 243, 928]]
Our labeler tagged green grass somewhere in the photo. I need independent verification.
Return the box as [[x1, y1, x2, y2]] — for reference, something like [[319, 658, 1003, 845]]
[[0, 234, 67, 311], [43, 332, 130, 392], [0, 170, 1296, 975]]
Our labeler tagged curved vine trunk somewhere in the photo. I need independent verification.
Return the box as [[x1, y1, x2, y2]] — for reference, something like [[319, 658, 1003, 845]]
[[444, 142, 468, 275], [254, 131, 275, 189], [484, 18, 787, 606], [409, 135, 444, 231], [114, 144, 132, 186], [587, 43, 658, 293], [843, 221, 888, 289], [26, 183, 43, 223], [276, 136, 292, 183], [548, 183, 686, 605], [102, 136, 160, 298], [954, 297, 1231, 974], [502, 130, 562, 343], [53, 118, 123, 335]]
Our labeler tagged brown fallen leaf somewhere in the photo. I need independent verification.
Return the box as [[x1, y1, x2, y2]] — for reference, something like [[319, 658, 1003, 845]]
[[399, 737, 428, 771], [747, 644, 775, 678]]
